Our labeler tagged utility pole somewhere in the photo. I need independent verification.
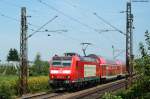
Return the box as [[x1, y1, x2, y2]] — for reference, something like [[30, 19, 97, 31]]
[[20, 7, 28, 95], [18, 6, 58, 95], [126, 0, 148, 88], [126, 1, 134, 77], [125, 0, 149, 89], [126, 0, 134, 88]]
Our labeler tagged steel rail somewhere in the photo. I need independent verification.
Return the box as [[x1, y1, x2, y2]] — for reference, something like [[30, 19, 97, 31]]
[[21, 76, 137, 99], [67, 79, 126, 99], [21, 91, 66, 99], [56, 76, 137, 99]]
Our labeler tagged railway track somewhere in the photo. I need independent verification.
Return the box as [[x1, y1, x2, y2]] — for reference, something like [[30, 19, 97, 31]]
[[21, 91, 69, 99], [54, 76, 137, 99], [53, 79, 127, 99], [21, 76, 137, 99]]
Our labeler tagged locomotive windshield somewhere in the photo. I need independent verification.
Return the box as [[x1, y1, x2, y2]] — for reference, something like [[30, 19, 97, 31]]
[[51, 56, 72, 67], [62, 60, 71, 66], [52, 61, 61, 66], [52, 60, 71, 67]]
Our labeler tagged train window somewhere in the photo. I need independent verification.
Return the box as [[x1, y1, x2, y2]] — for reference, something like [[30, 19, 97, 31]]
[[62, 62, 71, 66], [62, 60, 71, 67], [52, 60, 71, 67], [52, 61, 61, 66]]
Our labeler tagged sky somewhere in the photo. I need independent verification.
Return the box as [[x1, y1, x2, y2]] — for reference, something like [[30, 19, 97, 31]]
[[0, 0, 150, 62]]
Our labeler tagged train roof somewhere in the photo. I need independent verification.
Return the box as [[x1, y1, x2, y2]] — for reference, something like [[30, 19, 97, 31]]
[[52, 53, 124, 65], [88, 54, 124, 65], [52, 56, 72, 60]]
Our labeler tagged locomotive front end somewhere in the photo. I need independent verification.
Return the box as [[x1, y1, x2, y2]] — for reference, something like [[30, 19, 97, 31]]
[[49, 56, 73, 88]]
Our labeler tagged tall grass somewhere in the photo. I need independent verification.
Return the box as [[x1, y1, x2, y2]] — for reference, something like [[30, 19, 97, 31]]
[[0, 76, 50, 98]]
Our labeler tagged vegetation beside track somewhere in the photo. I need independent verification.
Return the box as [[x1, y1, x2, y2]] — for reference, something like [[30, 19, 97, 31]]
[[102, 30, 150, 99], [0, 53, 51, 98], [0, 76, 50, 99]]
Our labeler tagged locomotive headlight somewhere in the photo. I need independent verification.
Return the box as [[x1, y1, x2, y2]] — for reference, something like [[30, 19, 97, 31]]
[[51, 75, 54, 79], [66, 76, 70, 79]]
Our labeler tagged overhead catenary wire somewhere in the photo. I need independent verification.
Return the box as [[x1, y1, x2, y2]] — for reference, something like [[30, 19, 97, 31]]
[[114, 50, 125, 59], [132, 0, 149, 2], [0, 0, 38, 13], [1, 0, 124, 54], [0, 11, 39, 29], [94, 12, 126, 36], [0, 0, 57, 19], [1, 0, 121, 48], [27, 15, 58, 39], [37, 0, 98, 32], [50, 0, 123, 45], [62, 0, 124, 36], [0, 11, 52, 32], [0, 10, 81, 43], [0, 11, 18, 22], [37, 0, 121, 46], [37, 0, 116, 50]]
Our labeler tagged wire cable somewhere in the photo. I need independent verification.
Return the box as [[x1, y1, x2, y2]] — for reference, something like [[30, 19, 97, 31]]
[[37, 0, 98, 32], [37, 0, 121, 48], [0, 0, 38, 13], [94, 12, 126, 36], [0, 11, 42, 31], [27, 15, 58, 39], [0, 11, 18, 22], [0, 11, 80, 43], [41, 0, 123, 46]]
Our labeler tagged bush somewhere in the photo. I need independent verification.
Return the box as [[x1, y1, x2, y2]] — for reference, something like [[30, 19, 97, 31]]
[[0, 80, 17, 99], [143, 92, 150, 99], [0, 65, 17, 75], [0, 83, 11, 99], [29, 61, 49, 76], [102, 93, 123, 99], [28, 76, 50, 93], [115, 78, 150, 99], [0, 76, 50, 98]]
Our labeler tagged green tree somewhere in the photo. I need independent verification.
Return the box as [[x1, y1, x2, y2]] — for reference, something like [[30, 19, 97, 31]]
[[123, 30, 150, 98], [29, 53, 49, 76], [139, 42, 147, 57], [102, 30, 150, 99], [34, 53, 42, 74], [7, 48, 19, 62], [145, 30, 150, 51], [139, 30, 150, 57]]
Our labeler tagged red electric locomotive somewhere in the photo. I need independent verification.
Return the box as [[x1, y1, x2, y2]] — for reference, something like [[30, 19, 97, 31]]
[[49, 53, 126, 89]]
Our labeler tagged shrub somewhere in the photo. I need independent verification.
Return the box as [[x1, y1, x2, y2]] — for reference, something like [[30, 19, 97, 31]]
[[0, 76, 50, 98], [143, 92, 150, 99], [28, 76, 50, 93], [29, 61, 49, 76], [0, 65, 17, 75], [102, 93, 123, 99], [0, 80, 17, 99]]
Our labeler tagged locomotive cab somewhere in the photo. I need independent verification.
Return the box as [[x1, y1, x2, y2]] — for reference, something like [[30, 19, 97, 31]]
[[49, 53, 79, 88], [50, 58, 72, 80]]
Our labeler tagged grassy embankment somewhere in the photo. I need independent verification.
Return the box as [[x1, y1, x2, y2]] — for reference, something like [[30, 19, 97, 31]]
[[0, 75, 51, 98]]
